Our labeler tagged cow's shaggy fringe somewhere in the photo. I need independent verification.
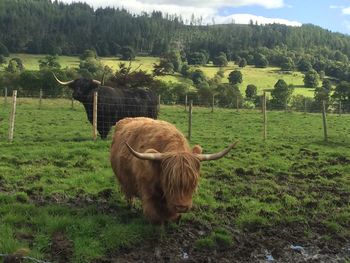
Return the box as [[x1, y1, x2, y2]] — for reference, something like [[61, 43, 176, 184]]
[[161, 152, 200, 198]]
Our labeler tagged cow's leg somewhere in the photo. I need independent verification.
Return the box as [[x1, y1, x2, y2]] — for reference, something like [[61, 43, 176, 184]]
[[142, 198, 163, 225]]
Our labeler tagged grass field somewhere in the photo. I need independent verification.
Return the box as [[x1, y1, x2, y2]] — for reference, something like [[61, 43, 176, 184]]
[[3, 54, 314, 97], [0, 98, 349, 262]]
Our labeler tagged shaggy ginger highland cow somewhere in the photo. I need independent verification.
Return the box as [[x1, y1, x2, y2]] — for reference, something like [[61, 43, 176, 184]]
[[110, 117, 237, 224]]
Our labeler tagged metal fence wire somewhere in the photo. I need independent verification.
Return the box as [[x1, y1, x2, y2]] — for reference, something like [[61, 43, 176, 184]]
[[0, 89, 350, 143]]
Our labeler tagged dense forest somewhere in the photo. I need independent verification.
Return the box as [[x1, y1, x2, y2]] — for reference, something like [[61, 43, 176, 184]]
[[1, 0, 350, 58]]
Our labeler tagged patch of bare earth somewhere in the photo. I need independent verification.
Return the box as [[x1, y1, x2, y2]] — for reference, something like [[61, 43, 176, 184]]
[[50, 232, 73, 263], [24, 190, 350, 263], [103, 221, 350, 263]]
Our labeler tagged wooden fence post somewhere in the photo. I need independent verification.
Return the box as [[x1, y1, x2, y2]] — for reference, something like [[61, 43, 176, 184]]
[[93, 91, 98, 141], [185, 94, 188, 111], [322, 100, 328, 142], [236, 96, 239, 112], [158, 95, 161, 112], [71, 95, 74, 110], [39, 89, 43, 109], [4, 87, 7, 106], [188, 100, 193, 140], [338, 100, 342, 116], [8, 90, 17, 142], [284, 99, 288, 113], [304, 98, 307, 114], [211, 94, 214, 113], [263, 92, 267, 141]]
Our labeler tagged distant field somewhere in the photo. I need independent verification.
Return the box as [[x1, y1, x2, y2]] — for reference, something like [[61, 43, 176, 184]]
[[4, 54, 314, 97], [202, 63, 313, 96]]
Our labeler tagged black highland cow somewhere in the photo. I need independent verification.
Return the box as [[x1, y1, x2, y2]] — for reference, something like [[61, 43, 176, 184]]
[[53, 74, 158, 139]]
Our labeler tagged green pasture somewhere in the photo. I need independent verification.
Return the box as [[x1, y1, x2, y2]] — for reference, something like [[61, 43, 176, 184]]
[[4, 54, 314, 97], [201, 63, 313, 96], [0, 98, 349, 262]]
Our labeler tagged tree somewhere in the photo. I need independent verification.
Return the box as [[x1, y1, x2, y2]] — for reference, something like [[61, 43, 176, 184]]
[[81, 49, 98, 60], [212, 52, 228, 67], [313, 82, 331, 111], [79, 58, 104, 78], [245, 84, 257, 100], [0, 42, 9, 57], [153, 59, 174, 76], [187, 51, 207, 65], [6, 58, 24, 73], [197, 81, 212, 105], [304, 70, 319, 88], [234, 56, 242, 65], [254, 54, 268, 68], [297, 58, 312, 72], [270, 79, 294, 109], [239, 58, 247, 68], [171, 83, 190, 103], [111, 62, 161, 91], [153, 50, 182, 75], [120, 46, 136, 60], [180, 63, 191, 78], [228, 70, 242, 85], [332, 81, 350, 111], [151, 39, 169, 56], [38, 55, 61, 70], [165, 50, 182, 72], [216, 83, 243, 108], [19, 71, 41, 96], [280, 57, 295, 71], [333, 50, 348, 63], [190, 69, 206, 85]]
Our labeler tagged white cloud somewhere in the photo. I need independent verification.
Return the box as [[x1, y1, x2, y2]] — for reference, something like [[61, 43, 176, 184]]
[[330, 5, 344, 9], [342, 7, 350, 14], [59, 0, 301, 27], [215, 14, 301, 27], [61, 0, 285, 9]]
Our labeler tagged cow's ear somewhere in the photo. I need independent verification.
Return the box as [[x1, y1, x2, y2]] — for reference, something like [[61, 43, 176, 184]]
[[192, 145, 202, 154], [90, 80, 100, 90]]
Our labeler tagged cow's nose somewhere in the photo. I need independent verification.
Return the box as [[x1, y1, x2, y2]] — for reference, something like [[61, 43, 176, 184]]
[[175, 205, 189, 213]]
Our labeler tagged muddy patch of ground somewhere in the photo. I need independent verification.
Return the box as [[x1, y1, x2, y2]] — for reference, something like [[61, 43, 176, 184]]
[[49, 232, 74, 263], [101, 222, 350, 263]]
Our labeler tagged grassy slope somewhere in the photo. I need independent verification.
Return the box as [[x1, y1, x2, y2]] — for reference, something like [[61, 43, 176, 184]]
[[0, 99, 349, 262], [6, 54, 314, 97]]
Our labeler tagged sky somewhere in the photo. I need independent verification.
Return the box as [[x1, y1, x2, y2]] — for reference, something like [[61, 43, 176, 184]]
[[59, 0, 350, 35]]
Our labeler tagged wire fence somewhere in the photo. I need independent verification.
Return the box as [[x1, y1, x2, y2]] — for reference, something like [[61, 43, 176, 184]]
[[0, 89, 350, 144]]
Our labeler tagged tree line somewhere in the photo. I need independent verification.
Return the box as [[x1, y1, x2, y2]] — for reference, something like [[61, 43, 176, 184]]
[[1, 52, 349, 113]]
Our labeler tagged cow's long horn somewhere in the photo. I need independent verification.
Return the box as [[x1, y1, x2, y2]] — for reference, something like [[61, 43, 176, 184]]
[[52, 72, 74, 86], [125, 142, 164, 161], [196, 141, 238, 161], [92, 79, 101, 85]]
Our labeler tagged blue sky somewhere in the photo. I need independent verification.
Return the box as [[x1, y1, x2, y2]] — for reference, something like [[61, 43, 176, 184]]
[[221, 0, 349, 34], [60, 0, 350, 35]]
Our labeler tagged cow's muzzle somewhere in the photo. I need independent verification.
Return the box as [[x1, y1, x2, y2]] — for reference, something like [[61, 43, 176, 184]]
[[175, 205, 190, 213]]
